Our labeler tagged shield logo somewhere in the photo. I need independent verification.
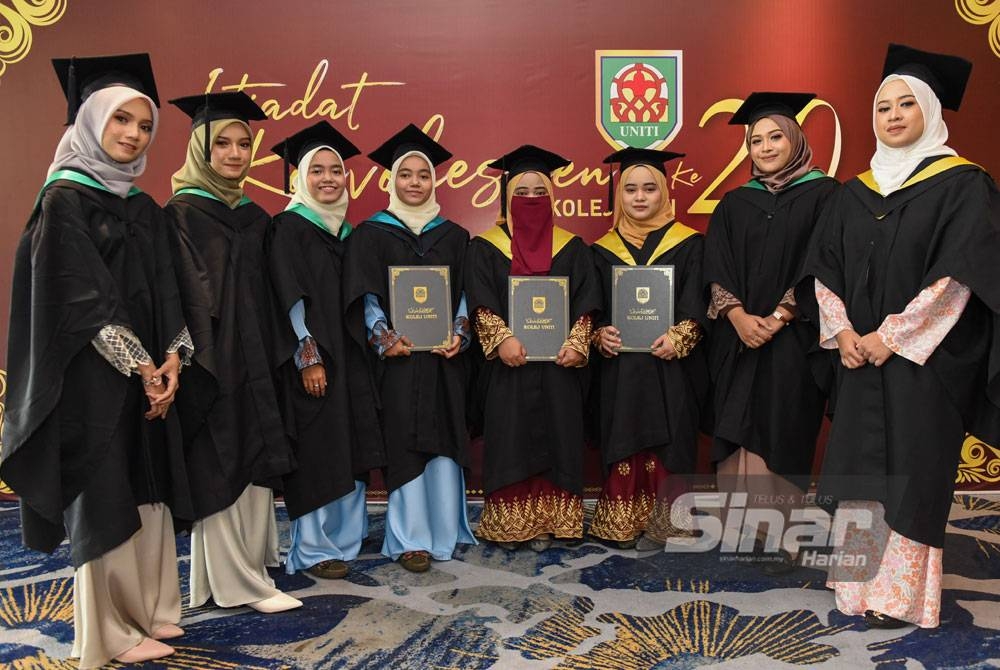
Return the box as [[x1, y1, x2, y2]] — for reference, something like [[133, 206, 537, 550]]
[[595, 50, 683, 150], [636, 287, 650, 304], [413, 286, 428, 304], [532, 296, 546, 314]]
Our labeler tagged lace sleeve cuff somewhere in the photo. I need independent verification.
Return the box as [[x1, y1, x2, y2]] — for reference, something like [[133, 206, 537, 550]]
[[166, 326, 194, 367], [665, 319, 703, 358], [368, 320, 402, 359], [473, 308, 513, 360], [92, 324, 153, 376], [707, 283, 742, 320], [294, 335, 324, 370], [562, 314, 593, 362]]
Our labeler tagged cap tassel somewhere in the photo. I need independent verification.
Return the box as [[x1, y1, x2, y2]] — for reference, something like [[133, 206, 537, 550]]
[[202, 93, 212, 163], [498, 174, 508, 224], [66, 57, 77, 125], [283, 144, 291, 194], [607, 164, 616, 213]]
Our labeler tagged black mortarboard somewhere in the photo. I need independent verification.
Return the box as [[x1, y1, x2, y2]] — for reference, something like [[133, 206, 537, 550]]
[[270, 121, 361, 194], [729, 92, 816, 126], [169, 92, 267, 162], [881, 43, 972, 111], [602, 148, 685, 209], [487, 144, 571, 217], [52, 53, 159, 125], [367, 123, 452, 170]]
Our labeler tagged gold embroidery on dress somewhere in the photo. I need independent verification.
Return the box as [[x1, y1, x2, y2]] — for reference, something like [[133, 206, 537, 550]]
[[617, 461, 631, 476], [562, 314, 593, 361], [590, 493, 656, 541], [473, 307, 513, 359], [666, 319, 703, 359], [476, 492, 584, 541]]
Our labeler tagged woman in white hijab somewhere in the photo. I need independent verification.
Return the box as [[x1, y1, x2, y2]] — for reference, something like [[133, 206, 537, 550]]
[[268, 122, 382, 580], [341, 124, 477, 573], [805, 44, 1000, 629], [1, 54, 192, 667]]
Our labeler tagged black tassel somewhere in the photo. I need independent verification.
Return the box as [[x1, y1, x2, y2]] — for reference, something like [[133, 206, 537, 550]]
[[607, 163, 616, 212], [202, 93, 211, 163], [499, 173, 508, 221], [283, 144, 291, 194], [66, 57, 77, 125]]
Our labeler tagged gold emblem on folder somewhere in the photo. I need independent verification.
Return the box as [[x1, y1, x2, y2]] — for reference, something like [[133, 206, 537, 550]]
[[413, 286, 428, 304], [636, 286, 651, 304], [532, 296, 547, 314]]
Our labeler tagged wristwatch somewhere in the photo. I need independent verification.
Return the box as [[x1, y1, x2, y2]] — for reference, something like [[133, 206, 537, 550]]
[[771, 310, 786, 323]]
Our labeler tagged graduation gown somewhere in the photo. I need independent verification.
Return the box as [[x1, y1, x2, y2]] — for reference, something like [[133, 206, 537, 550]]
[[1, 174, 192, 567], [165, 191, 294, 520], [703, 172, 838, 488], [342, 212, 469, 492], [268, 209, 383, 520], [591, 222, 709, 474], [465, 224, 602, 496], [804, 156, 1000, 547]]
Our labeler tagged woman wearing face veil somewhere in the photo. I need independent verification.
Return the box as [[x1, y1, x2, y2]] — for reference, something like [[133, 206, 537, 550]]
[[0, 54, 193, 667], [589, 148, 709, 551], [268, 121, 382, 579], [465, 145, 602, 551], [703, 92, 838, 572], [342, 124, 476, 573], [803, 44, 1000, 629], [166, 92, 299, 613]]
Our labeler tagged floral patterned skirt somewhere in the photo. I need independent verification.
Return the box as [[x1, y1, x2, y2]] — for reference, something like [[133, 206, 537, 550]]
[[476, 475, 583, 542]]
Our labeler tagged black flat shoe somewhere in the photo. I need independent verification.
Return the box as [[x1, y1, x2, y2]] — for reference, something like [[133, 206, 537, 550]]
[[864, 610, 911, 629]]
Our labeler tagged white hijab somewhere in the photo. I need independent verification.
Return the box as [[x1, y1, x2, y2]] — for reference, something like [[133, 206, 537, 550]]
[[870, 74, 956, 196], [48, 85, 158, 198], [286, 145, 349, 236], [387, 150, 440, 235]]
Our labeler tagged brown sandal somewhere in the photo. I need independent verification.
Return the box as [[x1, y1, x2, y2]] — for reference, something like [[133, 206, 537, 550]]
[[399, 550, 431, 573]]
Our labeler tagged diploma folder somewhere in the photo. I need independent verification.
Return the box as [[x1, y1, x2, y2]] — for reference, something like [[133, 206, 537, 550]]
[[611, 265, 675, 351], [388, 266, 452, 350], [508, 276, 569, 361]]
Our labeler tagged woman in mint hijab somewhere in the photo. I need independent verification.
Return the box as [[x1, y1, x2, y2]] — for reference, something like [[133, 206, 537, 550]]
[[268, 121, 382, 580]]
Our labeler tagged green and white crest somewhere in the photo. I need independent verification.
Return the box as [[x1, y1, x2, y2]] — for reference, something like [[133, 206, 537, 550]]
[[595, 50, 683, 150]]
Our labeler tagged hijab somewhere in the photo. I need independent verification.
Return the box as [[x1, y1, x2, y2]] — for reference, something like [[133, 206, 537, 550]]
[[47, 85, 158, 198], [870, 74, 955, 196], [507, 171, 556, 276], [748, 114, 815, 193], [387, 150, 441, 234], [286, 145, 348, 236], [171, 118, 252, 208], [612, 164, 675, 248]]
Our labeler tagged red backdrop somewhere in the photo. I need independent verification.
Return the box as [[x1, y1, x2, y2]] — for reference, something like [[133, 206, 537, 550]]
[[2, 1, 999, 493]]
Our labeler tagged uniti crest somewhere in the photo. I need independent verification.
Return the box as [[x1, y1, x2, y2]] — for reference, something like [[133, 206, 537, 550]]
[[595, 50, 683, 150]]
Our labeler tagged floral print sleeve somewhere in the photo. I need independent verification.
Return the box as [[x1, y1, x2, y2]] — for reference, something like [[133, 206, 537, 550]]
[[816, 279, 853, 350], [706, 282, 742, 320], [877, 276, 970, 366]]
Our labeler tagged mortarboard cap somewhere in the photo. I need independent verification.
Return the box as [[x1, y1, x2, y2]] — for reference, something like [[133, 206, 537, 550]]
[[368, 123, 452, 170], [52, 53, 159, 125], [169, 91, 267, 162], [881, 43, 972, 111], [270, 121, 361, 194], [602, 147, 685, 209], [729, 92, 816, 126], [486, 144, 571, 218]]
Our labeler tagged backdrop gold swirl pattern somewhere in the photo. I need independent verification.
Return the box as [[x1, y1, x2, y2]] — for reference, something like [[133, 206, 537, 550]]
[[955, 0, 1000, 58], [0, 0, 67, 79], [957, 434, 1000, 485]]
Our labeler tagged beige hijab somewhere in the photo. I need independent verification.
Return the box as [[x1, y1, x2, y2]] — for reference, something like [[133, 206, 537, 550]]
[[387, 150, 441, 234], [171, 118, 251, 208], [286, 145, 349, 236], [612, 164, 675, 248]]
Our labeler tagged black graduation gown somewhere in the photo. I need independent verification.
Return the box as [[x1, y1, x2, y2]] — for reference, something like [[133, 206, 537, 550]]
[[268, 211, 383, 520], [465, 224, 602, 496], [803, 157, 1000, 547], [342, 212, 470, 492], [703, 173, 838, 489], [590, 223, 709, 474], [1, 177, 192, 567], [165, 192, 294, 519]]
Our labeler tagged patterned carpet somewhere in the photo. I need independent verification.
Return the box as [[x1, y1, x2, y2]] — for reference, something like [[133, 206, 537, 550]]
[[1, 495, 999, 669]]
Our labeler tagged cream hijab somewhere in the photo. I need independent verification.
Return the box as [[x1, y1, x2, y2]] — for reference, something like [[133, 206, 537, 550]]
[[387, 150, 440, 234], [48, 85, 158, 198], [171, 118, 252, 208], [870, 74, 956, 196], [286, 145, 348, 236]]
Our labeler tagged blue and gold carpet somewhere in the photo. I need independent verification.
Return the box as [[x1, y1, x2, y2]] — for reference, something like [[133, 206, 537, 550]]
[[2, 495, 999, 669]]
